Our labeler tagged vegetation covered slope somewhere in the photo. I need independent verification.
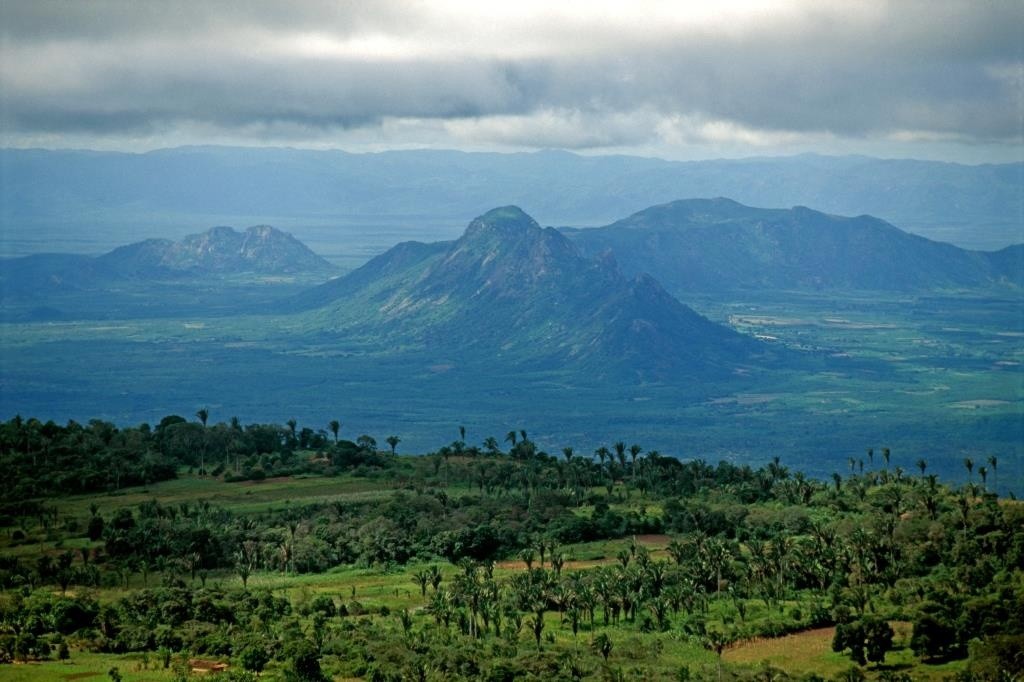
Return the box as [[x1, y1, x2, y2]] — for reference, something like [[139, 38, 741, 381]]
[[293, 206, 773, 379], [563, 199, 1022, 293], [0, 412, 1021, 681]]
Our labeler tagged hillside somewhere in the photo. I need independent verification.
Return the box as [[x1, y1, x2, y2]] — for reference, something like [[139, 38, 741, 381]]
[[296, 206, 771, 379], [563, 198, 1022, 293], [1, 412, 1021, 681]]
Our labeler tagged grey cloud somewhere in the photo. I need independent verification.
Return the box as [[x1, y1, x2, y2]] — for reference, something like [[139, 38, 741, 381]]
[[0, 1, 1020, 151], [0, 0, 423, 42]]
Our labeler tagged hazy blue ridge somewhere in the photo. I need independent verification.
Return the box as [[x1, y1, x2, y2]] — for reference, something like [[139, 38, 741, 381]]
[[562, 198, 1022, 293], [2, 147, 1021, 255]]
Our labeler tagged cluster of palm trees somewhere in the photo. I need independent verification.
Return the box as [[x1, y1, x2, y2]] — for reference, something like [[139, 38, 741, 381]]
[[411, 523, 885, 658]]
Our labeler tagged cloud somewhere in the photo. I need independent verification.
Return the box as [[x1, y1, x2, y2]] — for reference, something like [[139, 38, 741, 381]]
[[0, 1, 1021, 158]]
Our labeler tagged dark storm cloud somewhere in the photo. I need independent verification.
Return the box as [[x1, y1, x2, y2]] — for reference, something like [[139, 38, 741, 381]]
[[0, 1, 1020, 150]]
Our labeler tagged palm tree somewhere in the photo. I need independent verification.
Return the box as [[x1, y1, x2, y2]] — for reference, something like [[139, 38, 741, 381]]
[[613, 442, 627, 469], [562, 446, 574, 462], [916, 458, 927, 478], [195, 408, 209, 474], [286, 418, 298, 443], [702, 628, 734, 682], [328, 420, 340, 443], [882, 447, 891, 470], [386, 435, 400, 455], [428, 565, 443, 592], [963, 457, 974, 485], [867, 448, 874, 468], [987, 455, 998, 495], [458, 425, 466, 442], [978, 466, 988, 491], [592, 632, 613, 661], [413, 569, 430, 597], [505, 431, 518, 448]]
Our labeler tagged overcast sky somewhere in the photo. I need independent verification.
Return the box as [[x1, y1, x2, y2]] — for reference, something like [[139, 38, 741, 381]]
[[1, 0, 1021, 162]]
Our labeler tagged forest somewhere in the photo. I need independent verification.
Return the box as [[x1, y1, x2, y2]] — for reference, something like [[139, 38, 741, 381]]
[[0, 413, 1021, 681]]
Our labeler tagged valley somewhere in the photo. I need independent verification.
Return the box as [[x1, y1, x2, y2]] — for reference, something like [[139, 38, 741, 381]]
[[2, 201, 1020, 493], [1, 286, 1018, 493]]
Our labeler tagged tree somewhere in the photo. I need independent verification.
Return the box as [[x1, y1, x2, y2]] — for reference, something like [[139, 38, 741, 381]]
[[428, 565, 443, 592], [195, 408, 209, 474], [286, 640, 327, 682], [963, 457, 974, 484], [832, 618, 894, 667], [701, 628, 734, 682], [592, 632, 613, 661], [328, 420, 340, 443], [235, 542, 258, 590], [386, 435, 401, 455], [910, 610, 957, 661], [413, 569, 430, 597], [239, 642, 270, 675], [987, 455, 998, 495]]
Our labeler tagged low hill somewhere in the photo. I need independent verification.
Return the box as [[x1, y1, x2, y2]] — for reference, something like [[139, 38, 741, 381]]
[[0, 225, 334, 298], [563, 198, 1022, 293]]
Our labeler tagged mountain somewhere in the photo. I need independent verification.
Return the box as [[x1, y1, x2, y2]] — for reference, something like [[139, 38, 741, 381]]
[[0, 225, 334, 298], [100, 224, 334, 275], [2, 147, 1021, 259], [296, 207, 772, 378], [562, 198, 1023, 293]]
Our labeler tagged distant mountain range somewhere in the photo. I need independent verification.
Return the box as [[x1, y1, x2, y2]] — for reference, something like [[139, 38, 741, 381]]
[[293, 206, 773, 379], [0, 225, 334, 297], [563, 198, 1023, 293], [2, 147, 1021, 255]]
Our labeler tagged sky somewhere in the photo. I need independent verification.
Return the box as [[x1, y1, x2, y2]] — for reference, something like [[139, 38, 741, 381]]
[[0, 0, 1021, 163]]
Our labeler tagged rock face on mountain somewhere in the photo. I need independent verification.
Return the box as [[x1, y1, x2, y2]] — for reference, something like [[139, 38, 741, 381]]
[[101, 225, 333, 275], [1, 225, 334, 297], [298, 206, 771, 379], [562, 198, 1022, 293]]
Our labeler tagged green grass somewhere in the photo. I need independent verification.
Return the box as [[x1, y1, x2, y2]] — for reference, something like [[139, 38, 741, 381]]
[[0, 651, 177, 681]]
